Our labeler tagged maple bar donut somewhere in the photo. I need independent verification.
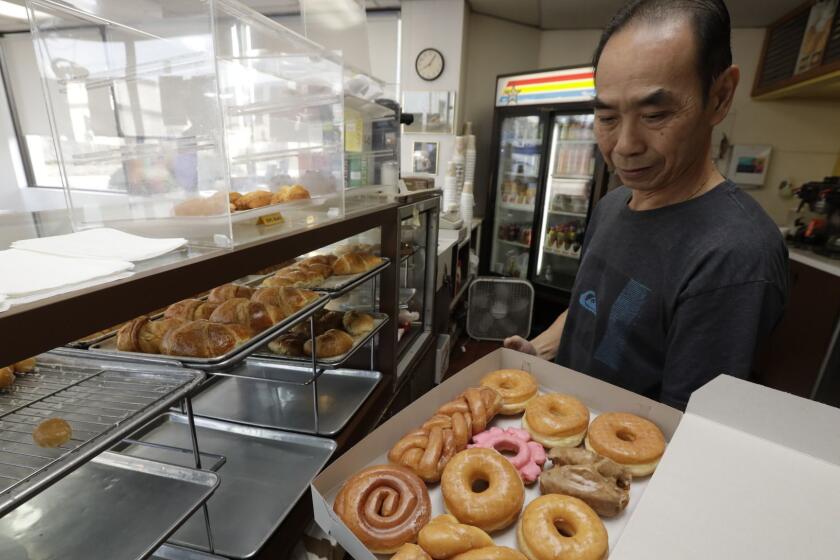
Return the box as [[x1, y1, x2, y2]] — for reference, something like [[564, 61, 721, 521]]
[[333, 464, 431, 554], [585, 412, 666, 477], [522, 393, 590, 448], [480, 369, 539, 415], [441, 448, 525, 532], [516, 495, 608, 560]]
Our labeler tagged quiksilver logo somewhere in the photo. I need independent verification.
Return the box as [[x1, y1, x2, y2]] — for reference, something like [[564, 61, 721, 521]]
[[579, 290, 597, 314]]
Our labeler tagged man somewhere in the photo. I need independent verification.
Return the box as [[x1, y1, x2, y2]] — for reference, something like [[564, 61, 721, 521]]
[[504, 0, 788, 410]]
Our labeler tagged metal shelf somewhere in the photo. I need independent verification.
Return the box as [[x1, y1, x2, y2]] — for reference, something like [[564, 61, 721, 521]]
[[319, 258, 391, 297], [499, 202, 536, 212], [0, 353, 204, 517], [543, 246, 581, 260], [496, 238, 531, 250], [548, 209, 587, 218]]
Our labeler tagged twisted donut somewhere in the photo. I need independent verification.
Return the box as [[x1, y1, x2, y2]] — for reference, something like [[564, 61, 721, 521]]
[[417, 514, 493, 558], [392, 543, 432, 560], [333, 464, 431, 554], [516, 495, 608, 560], [480, 369, 539, 414], [585, 412, 666, 477], [441, 448, 525, 533], [388, 425, 458, 483]]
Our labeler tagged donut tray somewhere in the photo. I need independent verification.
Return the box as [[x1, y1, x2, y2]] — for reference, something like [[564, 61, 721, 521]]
[[113, 412, 336, 559], [0, 352, 204, 517]]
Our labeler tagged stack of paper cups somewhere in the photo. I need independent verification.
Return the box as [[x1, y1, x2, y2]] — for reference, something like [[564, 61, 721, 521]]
[[453, 136, 467, 199], [465, 134, 477, 185], [461, 181, 474, 224], [443, 161, 459, 213]]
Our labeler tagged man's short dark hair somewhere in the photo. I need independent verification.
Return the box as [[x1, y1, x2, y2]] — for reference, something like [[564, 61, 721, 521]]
[[592, 0, 732, 102]]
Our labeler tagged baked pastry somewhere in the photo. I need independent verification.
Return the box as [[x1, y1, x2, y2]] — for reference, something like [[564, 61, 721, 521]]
[[261, 267, 326, 289], [173, 191, 227, 216], [342, 310, 374, 336], [332, 252, 383, 275], [291, 310, 344, 337], [251, 286, 318, 319], [164, 299, 219, 322], [392, 544, 431, 560], [229, 192, 242, 205], [209, 298, 274, 334], [480, 369, 539, 414], [271, 184, 310, 203], [468, 427, 546, 484], [388, 424, 457, 484], [539, 447, 631, 518], [235, 190, 273, 210], [417, 514, 493, 558], [0, 367, 15, 390], [427, 386, 504, 449], [207, 283, 253, 304], [523, 393, 590, 448], [516, 495, 608, 560], [267, 333, 307, 357], [303, 329, 353, 358], [585, 412, 666, 477], [448, 547, 527, 560], [13, 358, 36, 373], [160, 320, 250, 358], [333, 464, 431, 554], [117, 316, 183, 354], [294, 261, 333, 278], [300, 254, 337, 267], [441, 448, 525, 532], [32, 418, 72, 448]]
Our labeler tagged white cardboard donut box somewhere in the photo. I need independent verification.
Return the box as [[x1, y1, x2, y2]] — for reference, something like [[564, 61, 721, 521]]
[[310, 348, 840, 559]]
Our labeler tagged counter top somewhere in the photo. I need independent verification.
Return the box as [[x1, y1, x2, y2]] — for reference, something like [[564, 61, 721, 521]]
[[788, 248, 840, 278]]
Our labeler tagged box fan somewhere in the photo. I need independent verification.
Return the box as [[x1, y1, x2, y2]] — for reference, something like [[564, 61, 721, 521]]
[[466, 278, 534, 341]]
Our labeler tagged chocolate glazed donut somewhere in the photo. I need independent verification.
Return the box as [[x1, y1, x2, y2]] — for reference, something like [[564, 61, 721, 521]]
[[333, 464, 431, 554]]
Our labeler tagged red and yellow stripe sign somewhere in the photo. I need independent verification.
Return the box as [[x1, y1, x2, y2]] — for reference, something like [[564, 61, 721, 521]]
[[496, 67, 596, 106]]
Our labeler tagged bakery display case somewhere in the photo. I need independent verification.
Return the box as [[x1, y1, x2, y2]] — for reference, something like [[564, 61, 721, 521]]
[[26, 0, 345, 249]]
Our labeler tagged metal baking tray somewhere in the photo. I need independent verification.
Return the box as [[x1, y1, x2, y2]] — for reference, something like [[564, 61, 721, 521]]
[[326, 287, 416, 311], [0, 353, 204, 517], [0, 451, 218, 560], [83, 293, 330, 370], [192, 361, 382, 435], [114, 412, 336, 559], [257, 313, 389, 368], [317, 258, 390, 296], [152, 544, 227, 560]]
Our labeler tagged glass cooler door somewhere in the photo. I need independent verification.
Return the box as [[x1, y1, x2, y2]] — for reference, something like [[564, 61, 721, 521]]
[[534, 113, 597, 292], [489, 114, 543, 279]]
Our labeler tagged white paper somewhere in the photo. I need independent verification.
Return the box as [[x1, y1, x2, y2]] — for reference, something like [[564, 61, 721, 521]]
[[0, 249, 134, 297], [12, 228, 187, 262]]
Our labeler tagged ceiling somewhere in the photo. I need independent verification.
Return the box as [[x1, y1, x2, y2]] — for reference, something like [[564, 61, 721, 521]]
[[468, 0, 807, 29]]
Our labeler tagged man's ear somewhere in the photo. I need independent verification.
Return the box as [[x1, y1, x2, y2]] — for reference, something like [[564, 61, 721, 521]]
[[709, 65, 739, 126]]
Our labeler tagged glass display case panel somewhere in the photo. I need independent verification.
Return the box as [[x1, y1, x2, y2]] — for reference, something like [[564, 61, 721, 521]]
[[26, 0, 344, 248], [489, 114, 543, 278], [534, 113, 596, 291]]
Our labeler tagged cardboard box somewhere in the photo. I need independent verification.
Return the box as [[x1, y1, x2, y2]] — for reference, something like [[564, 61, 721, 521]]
[[311, 348, 682, 559]]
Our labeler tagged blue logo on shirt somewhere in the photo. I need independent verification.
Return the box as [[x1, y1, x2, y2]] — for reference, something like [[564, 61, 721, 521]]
[[579, 290, 597, 315]]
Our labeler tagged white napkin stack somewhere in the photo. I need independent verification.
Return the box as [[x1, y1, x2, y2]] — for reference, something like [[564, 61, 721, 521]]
[[12, 228, 187, 262]]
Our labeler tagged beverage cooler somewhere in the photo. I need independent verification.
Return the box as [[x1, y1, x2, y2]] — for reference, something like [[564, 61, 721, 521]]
[[482, 66, 610, 301]]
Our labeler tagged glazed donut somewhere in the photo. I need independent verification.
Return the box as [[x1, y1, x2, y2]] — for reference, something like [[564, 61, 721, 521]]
[[452, 547, 527, 560], [480, 369, 539, 414], [392, 543, 432, 560], [585, 412, 666, 477], [32, 418, 72, 448], [441, 448, 524, 532], [522, 393, 589, 448], [333, 464, 431, 554], [417, 514, 493, 558], [516, 495, 608, 560]]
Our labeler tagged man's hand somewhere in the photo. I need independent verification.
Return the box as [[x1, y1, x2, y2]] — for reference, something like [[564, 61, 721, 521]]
[[503, 335, 537, 356]]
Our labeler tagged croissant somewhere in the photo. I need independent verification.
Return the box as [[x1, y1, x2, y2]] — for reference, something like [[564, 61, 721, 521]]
[[164, 299, 219, 322], [117, 316, 183, 354], [303, 328, 353, 358], [332, 252, 383, 275], [208, 283, 253, 304], [301, 254, 337, 267], [291, 310, 344, 337], [270, 184, 310, 204], [209, 298, 274, 334], [251, 286, 318, 316], [160, 320, 251, 357], [261, 267, 325, 288], [267, 333, 307, 357], [343, 310, 374, 336], [235, 190, 273, 210], [293, 261, 333, 278]]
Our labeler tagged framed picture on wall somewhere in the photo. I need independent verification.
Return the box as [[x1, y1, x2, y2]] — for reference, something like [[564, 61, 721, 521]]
[[728, 144, 772, 187], [412, 141, 439, 175]]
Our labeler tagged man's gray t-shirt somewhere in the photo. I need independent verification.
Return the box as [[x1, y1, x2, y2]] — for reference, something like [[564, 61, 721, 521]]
[[555, 180, 788, 409]]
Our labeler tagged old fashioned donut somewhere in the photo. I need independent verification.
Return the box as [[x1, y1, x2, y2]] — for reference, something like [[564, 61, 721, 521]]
[[441, 448, 524, 532], [516, 495, 608, 560], [480, 369, 539, 414], [468, 427, 546, 484], [522, 393, 589, 448], [585, 412, 666, 477], [333, 464, 431, 554]]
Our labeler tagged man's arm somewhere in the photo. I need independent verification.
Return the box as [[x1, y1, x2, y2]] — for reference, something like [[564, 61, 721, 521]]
[[504, 310, 567, 361], [661, 281, 784, 409]]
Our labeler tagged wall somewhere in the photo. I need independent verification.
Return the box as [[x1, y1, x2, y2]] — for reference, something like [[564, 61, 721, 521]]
[[399, 0, 467, 188], [461, 13, 541, 215]]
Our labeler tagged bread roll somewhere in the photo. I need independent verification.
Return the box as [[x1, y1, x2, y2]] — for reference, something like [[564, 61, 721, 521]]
[[267, 333, 307, 357], [303, 329, 353, 358], [271, 184, 310, 204], [208, 283, 253, 304], [32, 418, 72, 448], [333, 253, 383, 275], [164, 299, 219, 322], [343, 311, 374, 336], [235, 190, 273, 210], [292, 310, 344, 337], [209, 298, 274, 334], [160, 320, 251, 358]]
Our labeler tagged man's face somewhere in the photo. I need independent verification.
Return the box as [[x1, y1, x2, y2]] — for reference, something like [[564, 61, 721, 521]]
[[593, 18, 716, 191]]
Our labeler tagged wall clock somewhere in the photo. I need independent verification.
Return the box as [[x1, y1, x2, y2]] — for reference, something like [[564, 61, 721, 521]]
[[415, 48, 444, 81]]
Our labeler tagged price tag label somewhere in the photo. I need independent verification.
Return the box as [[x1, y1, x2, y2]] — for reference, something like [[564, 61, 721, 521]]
[[257, 212, 284, 227]]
